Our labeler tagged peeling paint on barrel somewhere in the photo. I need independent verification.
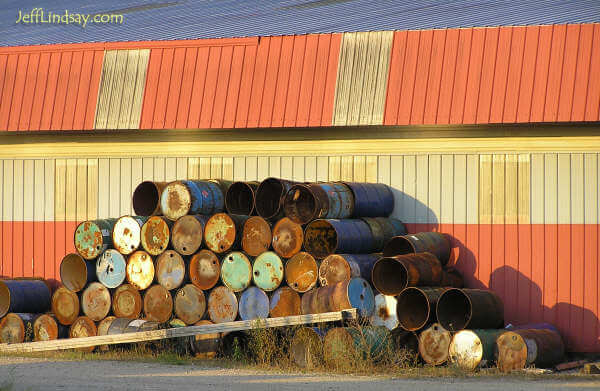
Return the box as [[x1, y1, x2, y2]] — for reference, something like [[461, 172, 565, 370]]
[[112, 216, 146, 255], [126, 250, 155, 290], [418, 323, 451, 365], [252, 251, 284, 292], [208, 286, 238, 324], [69, 316, 97, 352], [272, 217, 303, 258], [269, 286, 301, 318], [96, 249, 127, 289], [285, 252, 318, 293], [171, 215, 209, 255], [160, 181, 192, 221], [242, 216, 272, 257], [189, 250, 221, 290], [51, 286, 79, 325], [33, 314, 59, 342], [140, 216, 171, 256], [319, 254, 354, 287], [220, 251, 252, 292], [155, 250, 186, 290], [0, 313, 29, 343], [74, 219, 116, 260], [81, 282, 111, 321], [175, 284, 206, 325], [370, 294, 398, 330], [112, 283, 143, 319], [144, 284, 174, 323]]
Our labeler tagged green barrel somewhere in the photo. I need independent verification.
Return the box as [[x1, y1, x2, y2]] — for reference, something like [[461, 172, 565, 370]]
[[323, 326, 391, 365], [74, 219, 117, 260], [252, 251, 284, 291], [220, 251, 252, 292], [448, 329, 504, 371]]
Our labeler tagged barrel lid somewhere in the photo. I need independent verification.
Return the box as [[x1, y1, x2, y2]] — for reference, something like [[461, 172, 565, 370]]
[[418, 323, 451, 365], [144, 285, 173, 323], [242, 216, 272, 257], [112, 284, 143, 319], [97, 316, 117, 337], [448, 330, 483, 371], [155, 250, 186, 290], [174, 284, 206, 325], [285, 252, 318, 293], [160, 181, 192, 221], [81, 282, 111, 321], [303, 219, 336, 260], [96, 249, 127, 289], [60, 253, 92, 293], [347, 277, 375, 317], [319, 254, 352, 287], [189, 250, 220, 290], [51, 286, 80, 325], [74, 220, 106, 260], [252, 251, 283, 292], [0, 313, 26, 343], [208, 286, 238, 323], [171, 215, 205, 255], [204, 213, 237, 254], [370, 294, 398, 330], [496, 331, 529, 373], [69, 316, 97, 352], [33, 314, 59, 342], [112, 216, 142, 255], [126, 250, 155, 290], [269, 286, 301, 318], [140, 216, 170, 256], [272, 217, 303, 258], [238, 286, 269, 320], [220, 252, 252, 292]]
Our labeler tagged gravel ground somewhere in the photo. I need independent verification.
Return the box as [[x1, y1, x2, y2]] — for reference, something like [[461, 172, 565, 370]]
[[0, 357, 598, 391]]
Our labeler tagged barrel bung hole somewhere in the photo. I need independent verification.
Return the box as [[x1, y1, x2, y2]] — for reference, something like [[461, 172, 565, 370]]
[[170, 253, 174, 258], [182, 247, 187, 252], [96, 246, 100, 250], [360, 294, 364, 300], [293, 283, 298, 288], [254, 271, 260, 277], [212, 260, 217, 265], [228, 256, 234, 262]]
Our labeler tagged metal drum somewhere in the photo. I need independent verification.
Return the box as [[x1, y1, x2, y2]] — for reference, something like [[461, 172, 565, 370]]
[[396, 287, 448, 331], [440, 268, 464, 288], [361, 217, 406, 252], [108, 318, 161, 334], [220, 251, 252, 292], [272, 217, 303, 259], [69, 316, 97, 352], [59, 253, 97, 292], [0, 313, 36, 343], [285, 252, 318, 293], [132, 181, 167, 216], [97, 316, 117, 351], [81, 282, 111, 322], [160, 180, 225, 221], [269, 286, 301, 318], [171, 215, 209, 255], [225, 181, 259, 215], [241, 216, 272, 257], [283, 182, 353, 224], [341, 182, 394, 218], [318, 254, 359, 287], [96, 249, 127, 289], [418, 323, 451, 365], [174, 284, 206, 325], [207, 286, 238, 323], [383, 232, 451, 266], [319, 183, 355, 219], [256, 178, 301, 221], [391, 329, 419, 354], [189, 320, 221, 358], [238, 286, 270, 320], [126, 250, 155, 290], [112, 284, 143, 319], [436, 288, 504, 331], [33, 314, 60, 342], [252, 251, 284, 292], [341, 254, 379, 284], [143, 284, 173, 323], [140, 216, 171, 256], [112, 216, 147, 255], [51, 286, 80, 325], [449, 329, 504, 371], [370, 294, 398, 330], [323, 326, 391, 365], [155, 250, 186, 290], [371, 253, 443, 296], [0, 279, 51, 318], [290, 327, 326, 368], [496, 328, 565, 373], [303, 219, 374, 260], [74, 219, 117, 260], [301, 277, 375, 317], [189, 249, 220, 290], [204, 213, 248, 254]]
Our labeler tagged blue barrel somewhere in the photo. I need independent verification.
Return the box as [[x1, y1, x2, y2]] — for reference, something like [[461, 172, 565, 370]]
[[0, 280, 51, 318], [238, 287, 270, 321], [342, 182, 394, 217], [96, 249, 127, 289], [361, 217, 406, 252], [505, 323, 559, 333], [186, 180, 226, 216], [303, 219, 374, 259], [347, 277, 376, 317], [342, 254, 380, 284], [320, 183, 354, 219]]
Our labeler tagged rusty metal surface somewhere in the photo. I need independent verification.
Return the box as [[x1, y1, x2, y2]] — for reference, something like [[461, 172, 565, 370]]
[[155, 250, 186, 290], [418, 323, 451, 365], [255, 178, 300, 221], [371, 253, 443, 296], [272, 217, 303, 259], [449, 329, 504, 371], [0, 313, 27, 343], [220, 251, 252, 292], [126, 250, 155, 290], [74, 219, 116, 260], [269, 286, 301, 318], [143, 284, 174, 323], [69, 316, 98, 352], [207, 286, 238, 324], [189, 250, 221, 290], [160, 181, 192, 221], [0, 280, 51, 318], [496, 331, 528, 372], [301, 277, 374, 317], [96, 249, 127, 289], [204, 213, 248, 254], [51, 286, 80, 326], [190, 320, 220, 358], [33, 314, 59, 342], [133, 181, 167, 216], [440, 268, 464, 288], [283, 183, 330, 224], [291, 327, 324, 368], [319, 183, 354, 219], [285, 251, 318, 293], [241, 216, 272, 257], [497, 329, 565, 372], [391, 329, 419, 353], [252, 251, 284, 291], [171, 215, 208, 255], [318, 254, 353, 287], [226, 181, 259, 215], [81, 282, 111, 322], [59, 253, 96, 293], [112, 283, 143, 319], [97, 316, 117, 351], [436, 288, 504, 332], [112, 216, 146, 255], [382, 232, 451, 266], [303, 219, 373, 259], [396, 287, 448, 331], [174, 284, 207, 325], [370, 293, 398, 330], [140, 216, 171, 256]]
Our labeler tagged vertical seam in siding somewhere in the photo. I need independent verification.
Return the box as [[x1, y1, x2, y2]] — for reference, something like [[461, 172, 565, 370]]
[[173, 50, 187, 129], [48, 52, 63, 131], [305, 36, 319, 126], [395, 33, 409, 123], [422, 31, 434, 124], [460, 29, 475, 124], [528, 27, 542, 122], [245, 43, 259, 128], [487, 30, 501, 123], [221, 46, 235, 128], [444, 31, 460, 124], [555, 28, 570, 122], [540, 27, 555, 123], [267, 41, 281, 126], [319, 35, 333, 126], [19, 54, 38, 130], [500, 28, 514, 123], [152, 49, 165, 128], [68, 52, 84, 130], [229, 46, 244, 129], [569, 27, 583, 121], [513, 29, 528, 123], [434, 30, 448, 124], [473, 28, 487, 124], [258, 39, 272, 127], [407, 31, 421, 125], [282, 37, 297, 127], [185, 48, 199, 128], [581, 26, 594, 123], [12, 54, 30, 130]]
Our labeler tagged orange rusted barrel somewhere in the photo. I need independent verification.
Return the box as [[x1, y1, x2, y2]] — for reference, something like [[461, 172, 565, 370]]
[[33, 314, 60, 342], [496, 328, 565, 373], [255, 178, 300, 221], [189, 320, 221, 358], [112, 216, 147, 255], [81, 282, 111, 322], [436, 288, 504, 331], [383, 232, 451, 266], [160, 180, 226, 221], [69, 316, 98, 352], [225, 181, 260, 215], [97, 316, 117, 351], [207, 286, 238, 323], [112, 284, 143, 319], [189, 250, 220, 290], [126, 250, 155, 290], [300, 277, 375, 317], [140, 216, 171, 256], [371, 253, 443, 296], [440, 268, 464, 288], [174, 284, 206, 325], [418, 323, 451, 365], [171, 215, 210, 256], [155, 250, 186, 290], [282, 183, 331, 224], [59, 253, 97, 292], [144, 284, 173, 323], [204, 213, 248, 254], [0, 313, 36, 343], [318, 254, 359, 287], [396, 287, 448, 331], [285, 252, 318, 293], [132, 181, 167, 216], [272, 217, 303, 259], [269, 287, 301, 318], [241, 216, 272, 257], [52, 286, 80, 326]]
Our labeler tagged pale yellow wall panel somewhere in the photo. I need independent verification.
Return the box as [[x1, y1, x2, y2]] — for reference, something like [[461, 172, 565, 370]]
[[245, 157, 257, 181], [131, 158, 142, 195], [466, 155, 479, 225], [428, 155, 442, 225], [106, 50, 129, 130], [76, 159, 88, 222], [186, 158, 199, 180], [176, 157, 188, 180], [341, 156, 353, 181], [233, 157, 245, 181], [222, 157, 233, 180], [332, 33, 355, 126], [142, 157, 154, 181], [371, 31, 394, 125], [479, 155, 492, 225], [120, 158, 132, 216], [54, 159, 66, 221], [94, 50, 117, 129], [118, 50, 140, 129], [281, 157, 293, 180], [329, 156, 341, 181], [129, 49, 150, 129], [584, 154, 598, 224], [12, 160, 24, 222], [257, 157, 269, 181], [377, 155, 390, 185], [492, 154, 505, 225], [65, 159, 77, 221], [366, 156, 377, 182], [544, 154, 558, 224], [269, 156, 281, 178], [97, 159, 110, 219], [108, 158, 120, 218], [441, 155, 454, 224], [293, 156, 304, 182], [165, 157, 177, 182], [453, 155, 467, 225], [416, 155, 429, 224], [198, 157, 211, 179], [358, 32, 381, 124], [517, 154, 530, 224], [530, 154, 545, 224], [211, 157, 223, 179], [3, 160, 14, 221], [44, 160, 55, 222], [390, 156, 403, 221], [557, 154, 571, 224], [23, 160, 34, 222], [153, 158, 165, 181], [0, 161, 3, 222], [87, 159, 98, 220], [316, 156, 328, 182], [505, 155, 518, 224], [571, 154, 584, 225], [346, 32, 368, 126], [305, 156, 317, 182], [403, 155, 416, 223], [353, 155, 366, 182]]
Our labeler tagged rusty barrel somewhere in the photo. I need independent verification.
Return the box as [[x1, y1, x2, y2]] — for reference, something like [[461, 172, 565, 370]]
[[436, 288, 504, 331], [255, 178, 300, 221], [241, 216, 272, 257], [496, 328, 565, 372], [290, 327, 326, 368], [69, 316, 97, 352], [126, 250, 155, 290], [238, 286, 269, 320], [0, 279, 51, 318], [342, 254, 380, 284], [144, 284, 174, 323], [96, 249, 127, 289], [448, 329, 504, 371], [361, 217, 407, 252], [396, 287, 448, 331], [132, 181, 167, 216], [74, 219, 117, 260], [160, 180, 225, 221], [108, 318, 161, 334], [204, 213, 249, 254], [220, 251, 252, 292], [112, 215, 147, 255], [270, 287, 301, 318], [418, 323, 451, 365], [440, 268, 464, 288], [371, 253, 443, 296], [140, 216, 171, 256], [370, 294, 398, 330], [283, 182, 354, 225], [318, 254, 358, 287], [97, 316, 117, 351], [51, 286, 80, 325], [303, 219, 374, 260], [0, 313, 37, 343], [33, 314, 60, 342], [59, 253, 97, 293], [171, 215, 210, 255], [323, 326, 391, 365], [301, 277, 374, 317], [272, 217, 303, 259], [391, 329, 419, 354], [207, 286, 238, 323], [112, 283, 143, 319], [341, 182, 394, 218], [81, 282, 111, 322], [189, 249, 220, 290], [383, 232, 451, 266], [155, 250, 186, 290], [189, 320, 221, 358], [252, 251, 284, 292], [226, 181, 259, 215], [285, 252, 318, 293], [174, 284, 206, 325]]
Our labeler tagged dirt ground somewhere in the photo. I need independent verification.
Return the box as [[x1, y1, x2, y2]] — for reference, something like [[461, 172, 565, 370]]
[[0, 357, 599, 391]]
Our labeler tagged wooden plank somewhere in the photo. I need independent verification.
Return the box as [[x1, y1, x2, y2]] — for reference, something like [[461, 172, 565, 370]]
[[2, 161, 13, 276], [21, 160, 32, 277], [13, 161, 24, 276]]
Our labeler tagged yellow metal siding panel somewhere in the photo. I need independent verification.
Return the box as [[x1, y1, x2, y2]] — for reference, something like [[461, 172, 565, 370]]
[[584, 154, 598, 224], [341, 156, 353, 181], [492, 155, 505, 225], [0, 161, 3, 223], [403, 155, 416, 223], [142, 157, 154, 181], [441, 155, 454, 224], [76, 159, 88, 222], [316, 156, 328, 182], [505, 155, 518, 225], [416, 155, 428, 224], [269, 156, 281, 178], [65, 159, 77, 221], [245, 157, 257, 181], [428, 155, 442, 225], [305, 156, 317, 182], [87, 159, 98, 220], [233, 157, 245, 181], [389, 156, 402, 219], [120, 158, 132, 216], [332, 33, 355, 126], [558, 154, 571, 224], [165, 157, 177, 182], [366, 156, 377, 182], [346, 33, 368, 126], [176, 158, 188, 180], [281, 157, 293, 179], [353, 155, 366, 182], [106, 50, 129, 130], [545, 154, 558, 224], [466, 155, 479, 225], [479, 155, 493, 225], [530, 154, 545, 225], [377, 156, 391, 185], [23, 160, 34, 222], [453, 155, 467, 225], [109, 158, 120, 218], [211, 157, 223, 179], [34, 160, 45, 222], [44, 160, 54, 222], [222, 157, 233, 180], [571, 154, 584, 225], [153, 157, 165, 181], [3, 160, 13, 222], [293, 156, 304, 182], [54, 159, 65, 222], [372, 31, 394, 125], [129, 49, 150, 129], [257, 157, 269, 181], [518, 154, 530, 224], [328, 156, 341, 181], [94, 50, 117, 130], [12, 160, 23, 224], [198, 157, 211, 179]]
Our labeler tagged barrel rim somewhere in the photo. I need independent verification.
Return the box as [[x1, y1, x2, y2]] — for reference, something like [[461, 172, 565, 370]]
[[96, 249, 127, 289], [272, 217, 304, 258], [33, 313, 59, 342], [112, 283, 143, 318], [73, 220, 103, 260], [396, 287, 432, 331], [220, 251, 252, 292], [189, 249, 221, 290], [371, 256, 409, 296], [436, 287, 472, 331], [418, 323, 451, 365], [283, 183, 320, 225], [0, 281, 10, 318], [252, 251, 284, 291], [111, 215, 143, 255], [226, 181, 257, 215], [160, 180, 192, 220], [81, 282, 111, 321], [174, 284, 207, 325], [171, 215, 205, 255], [140, 216, 171, 256], [238, 286, 270, 320], [204, 212, 237, 254], [155, 250, 186, 290], [59, 253, 92, 292], [133, 181, 164, 216], [448, 329, 484, 371], [51, 286, 80, 325], [285, 251, 318, 293], [255, 177, 292, 219]]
